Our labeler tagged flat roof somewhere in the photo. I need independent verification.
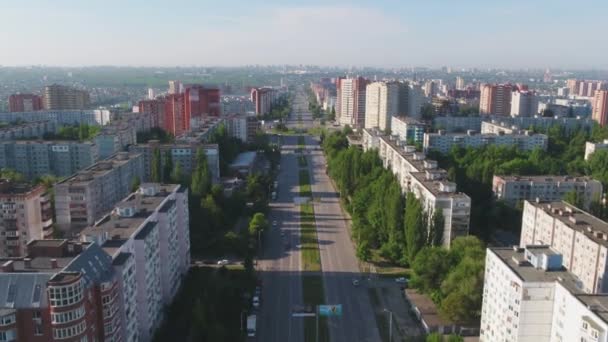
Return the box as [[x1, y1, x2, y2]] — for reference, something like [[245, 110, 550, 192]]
[[57, 152, 141, 186], [410, 172, 469, 199], [495, 175, 599, 183], [528, 200, 608, 247], [230, 151, 257, 168]]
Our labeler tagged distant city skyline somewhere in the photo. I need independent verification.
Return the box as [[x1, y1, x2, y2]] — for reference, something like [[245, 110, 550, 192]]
[[1, 0, 608, 69]]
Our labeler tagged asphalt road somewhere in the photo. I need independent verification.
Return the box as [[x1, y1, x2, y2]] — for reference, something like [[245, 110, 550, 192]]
[[257, 88, 381, 342]]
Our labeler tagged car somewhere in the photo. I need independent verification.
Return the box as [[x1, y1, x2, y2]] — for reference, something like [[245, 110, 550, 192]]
[[252, 296, 260, 308], [272, 221, 277, 226], [395, 277, 408, 284], [217, 259, 229, 266], [352, 279, 360, 287]]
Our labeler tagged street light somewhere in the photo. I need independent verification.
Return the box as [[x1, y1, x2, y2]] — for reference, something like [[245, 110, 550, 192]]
[[383, 308, 393, 342]]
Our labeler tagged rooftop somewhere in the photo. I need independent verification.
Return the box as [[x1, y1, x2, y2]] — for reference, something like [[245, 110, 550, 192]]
[[230, 151, 257, 168], [495, 175, 600, 183], [0, 180, 45, 197], [57, 152, 141, 186], [527, 200, 608, 247], [410, 171, 469, 199]]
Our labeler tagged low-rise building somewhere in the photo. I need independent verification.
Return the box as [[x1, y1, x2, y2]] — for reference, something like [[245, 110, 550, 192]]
[[521, 200, 608, 294], [229, 151, 258, 176], [585, 139, 608, 160], [480, 246, 608, 342], [54, 152, 145, 231], [129, 142, 220, 183], [80, 183, 190, 341], [492, 175, 603, 208], [391, 116, 426, 143], [0, 140, 98, 180], [0, 109, 111, 126], [0, 181, 53, 257], [423, 129, 548, 154]]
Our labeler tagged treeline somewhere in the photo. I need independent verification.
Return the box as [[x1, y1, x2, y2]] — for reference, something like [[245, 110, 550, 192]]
[[43, 123, 100, 141], [428, 124, 608, 238], [322, 131, 443, 266], [136, 127, 174, 143]]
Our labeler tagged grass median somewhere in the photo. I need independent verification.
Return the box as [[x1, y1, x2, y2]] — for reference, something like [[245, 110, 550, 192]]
[[298, 155, 308, 167]]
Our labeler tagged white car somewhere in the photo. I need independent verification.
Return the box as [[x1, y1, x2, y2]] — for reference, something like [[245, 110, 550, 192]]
[[352, 279, 360, 287], [272, 221, 277, 227], [217, 259, 229, 266], [252, 296, 260, 308], [395, 277, 408, 284]]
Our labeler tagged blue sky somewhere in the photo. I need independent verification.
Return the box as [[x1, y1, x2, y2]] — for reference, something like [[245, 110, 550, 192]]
[[1, 0, 606, 68]]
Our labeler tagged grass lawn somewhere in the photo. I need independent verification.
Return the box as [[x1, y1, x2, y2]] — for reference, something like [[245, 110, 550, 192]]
[[299, 170, 312, 197], [298, 155, 308, 167], [303, 276, 330, 342], [300, 203, 321, 272]]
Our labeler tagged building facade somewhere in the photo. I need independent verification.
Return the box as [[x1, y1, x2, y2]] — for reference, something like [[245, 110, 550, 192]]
[[593, 90, 608, 126], [0, 110, 111, 126], [43, 84, 90, 110], [0, 121, 56, 141], [8, 93, 43, 112], [391, 116, 426, 144], [492, 175, 603, 208], [364, 81, 400, 131], [337, 77, 369, 128], [95, 123, 137, 159], [250, 87, 278, 116], [0, 140, 98, 180], [54, 152, 145, 230], [479, 84, 512, 116], [423, 130, 548, 154], [0, 181, 53, 257], [510, 90, 539, 117]]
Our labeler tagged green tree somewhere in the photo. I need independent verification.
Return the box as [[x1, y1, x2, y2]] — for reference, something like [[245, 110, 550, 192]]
[[426, 333, 443, 342], [440, 257, 484, 323], [411, 247, 453, 293], [405, 192, 426, 262], [428, 210, 444, 246], [151, 148, 161, 182], [162, 151, 173, 183], [130, 176, 141, 192], [446, 335, 464, 342], [191, 148, 211, 197], [356, 240, 372, 261], [171, 161, 183, 185], [248, 212, 268, 236]]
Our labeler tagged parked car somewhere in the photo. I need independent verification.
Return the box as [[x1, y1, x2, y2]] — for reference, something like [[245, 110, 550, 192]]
[[253, 296, 260, 308], [395, 277, 408, 284], [217, 259, 229, 266]]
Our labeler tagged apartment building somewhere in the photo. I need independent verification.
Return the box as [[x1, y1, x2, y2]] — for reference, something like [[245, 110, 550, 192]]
[[585, 140, 608, 160], [337, 77, 369, 128], [184, 84, 221, 119], [479, 83, 513, 116], [225, 114, 260, 143], [567, 79, 606, 97], [0, 240, 123, 342], [492, 175, 602, 208], [138, 98, 165, 128], [129, 142, 220, 183], [95, 122, 137, 159], [366, 131, 471, 247], [364, 81, 400, 131], [0, 109, 111, 126], [423, 130, 548, 154], [521, 200, 608, 294], [80, 183, 190, 341], [221, 95, 255, 115], [8, 93, 43, 112], [0, 120, 57, 141], [391, 116, 426, 143], [250, 87, 278, 116], [0, 140, 98, 180], [43, 84, 90, 110], [593, 90, 608, 126], [54, 152, 145, 230], [480, 246, 608, 342], [510, 90, 539, 117], [0, 181, 53, 257]]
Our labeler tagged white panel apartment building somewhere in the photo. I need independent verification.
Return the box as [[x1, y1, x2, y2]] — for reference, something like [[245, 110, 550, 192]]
[[510, 90, 539, 117], [585, 140, 608, 160], [423, 130, 548, 154], [81, 183, 190, 341], [391, 116, 426, 144], [364, 81, 399, 131], [364, 129, 471, 247], [521, 200, 608, 294], [492, 175, 603, 209], [480, 246, 608, 342], [0, 109, 111, 126], [54, 152, 145, 230]]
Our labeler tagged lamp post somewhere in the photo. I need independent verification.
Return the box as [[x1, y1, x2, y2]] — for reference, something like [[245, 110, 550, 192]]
[[383, 308, 393, 342]]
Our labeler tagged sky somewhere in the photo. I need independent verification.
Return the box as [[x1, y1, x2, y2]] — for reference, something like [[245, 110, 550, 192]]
[[1, 0, 607, 69]]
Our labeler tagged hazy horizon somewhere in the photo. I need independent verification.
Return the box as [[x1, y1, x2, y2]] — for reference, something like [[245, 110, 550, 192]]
[[2, 0, 607, 69]]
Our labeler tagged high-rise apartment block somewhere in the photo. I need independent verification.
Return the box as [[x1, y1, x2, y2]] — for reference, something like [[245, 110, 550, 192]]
[[185, 85, 221, 119], [225, 114, 260, 143], [479, 83, 512, 116], [81, 183, 190, 341], [8, 93, 43, 112], [54, 152, 145, 230], [567, 79, 606, 97], [129, 142, 220, 184], [0, 110, 111, 126], [364, 81, 400, 131], [43, 84, 90, 110], [168, 80, 182, 94], [0, 181, 53, 257], [0, 183, 189, 342], [492, 175, 602, 208], [423, 129, 548, 154], [250, 87, 278, 116], [480, 245, 608, 342], [362, 129, 471, 247], [593, 90, 608, 126], [455, 77, 465, 90], [510, 90, 539, 117], [138, 98, 165, 128], [0, 140, 98, 180], [94, 122, 137, 159], [337, 77, 369, 128]]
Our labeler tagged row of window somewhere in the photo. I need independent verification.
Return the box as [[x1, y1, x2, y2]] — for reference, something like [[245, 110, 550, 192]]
[[0, 314, 15, 326], [52, 306, 85, 324], [48, 281, 83, 307], [52, 321, 86, 340]]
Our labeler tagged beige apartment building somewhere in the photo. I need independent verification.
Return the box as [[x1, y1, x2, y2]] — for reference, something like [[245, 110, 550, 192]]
[[43, 84, 90, 110], [0, 181, 53, 257]]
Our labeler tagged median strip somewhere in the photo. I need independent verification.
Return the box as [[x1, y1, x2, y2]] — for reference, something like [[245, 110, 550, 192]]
[[299, 168, 329, 342]]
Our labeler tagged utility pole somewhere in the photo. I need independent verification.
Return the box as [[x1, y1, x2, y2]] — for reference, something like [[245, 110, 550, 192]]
[[316, 305, 319, 342], [383, 308, 393, 342]]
